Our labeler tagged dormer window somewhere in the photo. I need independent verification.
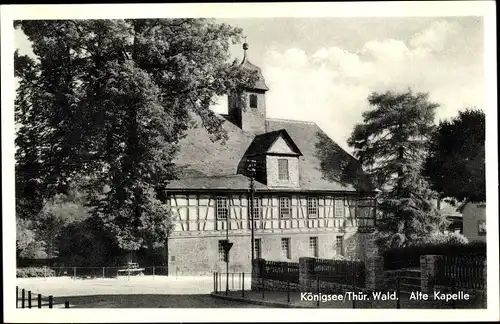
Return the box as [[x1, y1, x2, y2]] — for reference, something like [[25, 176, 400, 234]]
[[278, 159, 289, 181], [249, 94, 258, 108]]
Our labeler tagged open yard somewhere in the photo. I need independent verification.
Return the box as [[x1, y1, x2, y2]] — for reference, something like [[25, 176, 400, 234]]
[[16, 276, 262, 308]]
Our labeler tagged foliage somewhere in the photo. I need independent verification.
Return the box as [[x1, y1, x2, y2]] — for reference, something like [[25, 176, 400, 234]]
[[423, 108, 485, 203], [408, 231, 469, 246], [55, 217, 124, 267], [15, 19, 257, 251], [383, 240, 485, 270], [16, 218, 46, 259], [348, 89, 448, 242], [16, 267, 56, 278]]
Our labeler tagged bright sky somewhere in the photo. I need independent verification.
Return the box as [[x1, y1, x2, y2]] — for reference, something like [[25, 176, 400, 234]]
[[14, 17, 485, 153]]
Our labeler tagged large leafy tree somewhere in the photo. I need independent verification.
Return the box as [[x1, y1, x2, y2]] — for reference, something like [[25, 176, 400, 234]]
[[423, 109, 485, 203], [348, 89, 447, 243], [15, 19, 257, 252]]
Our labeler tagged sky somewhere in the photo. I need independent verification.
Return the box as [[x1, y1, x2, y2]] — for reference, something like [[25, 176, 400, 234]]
[[14, 17, 485, 153]]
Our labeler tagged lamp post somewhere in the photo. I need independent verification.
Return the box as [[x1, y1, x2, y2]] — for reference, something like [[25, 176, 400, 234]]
[[248, 159, 256, 262]]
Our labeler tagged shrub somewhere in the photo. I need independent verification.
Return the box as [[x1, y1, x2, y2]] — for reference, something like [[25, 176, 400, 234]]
[[383, 240, 486, 270], [445, 232, 469, 245], [16, 267, 56, 278]]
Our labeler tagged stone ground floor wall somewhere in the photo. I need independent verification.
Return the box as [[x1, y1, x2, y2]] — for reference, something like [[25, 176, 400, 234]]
[[167, 231, 378, 275]]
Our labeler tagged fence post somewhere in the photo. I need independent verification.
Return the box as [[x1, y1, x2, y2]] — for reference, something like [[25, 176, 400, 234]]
[[242, 273, 245, 297], [44, 266, 47, 279], [261, 277, 265, 299], [21, 289, 25, 308], [213, 272, 215, 292], [65, 301, 70, 308], [73, 267, 76, 281], [218, 272, 222, 293], [316, 275, 320, 307], [48, 296, 53, 308], [38, 294, 42, 308], [396, 277, 400, 309], [232, 273, 234, 290], [451, 278, 456, 309], [287, 279, 290, 303], [352, 272, 356, 309], [16, 286, 18, 308], [28, 291, 32, 308], [153, 266, 155, 280], [102, 267, 105, 279]]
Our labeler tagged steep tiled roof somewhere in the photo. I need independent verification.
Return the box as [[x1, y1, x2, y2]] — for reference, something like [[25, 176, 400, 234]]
[[266, 119, 365, 192], [166, 174, 267, 191], [167, 116, 369, 192], [244, 129, 302, 157]]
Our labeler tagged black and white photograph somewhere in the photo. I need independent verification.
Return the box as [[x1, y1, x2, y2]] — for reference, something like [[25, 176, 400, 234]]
[[2, 2, 498, 322]]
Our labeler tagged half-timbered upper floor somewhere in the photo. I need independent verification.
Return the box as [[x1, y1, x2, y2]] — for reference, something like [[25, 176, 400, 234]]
[[167, 191, 376, 237]]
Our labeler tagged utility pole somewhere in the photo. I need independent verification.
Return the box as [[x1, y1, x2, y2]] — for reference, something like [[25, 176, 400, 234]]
[[248, 159, 256, 262]]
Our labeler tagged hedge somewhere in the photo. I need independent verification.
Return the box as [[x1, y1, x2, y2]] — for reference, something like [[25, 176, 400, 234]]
[[16, 267, 56, 278], [383, 241, 486, 270]]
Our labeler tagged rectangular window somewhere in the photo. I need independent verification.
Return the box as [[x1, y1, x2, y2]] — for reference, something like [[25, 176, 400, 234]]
[[279, 197, 291, 218], [249, 94, 258, 108], [309, 237, 318, 257], [254, 238, 262, 259], [335, 198, 344, 218], [478, 220, 486, 236], [281, 238, 291, 259], [336, 236, 344, 256], [278, 159, 289, 181], [216, 197, 229, 219], [250, 197, 260, 219], [307, 197, 318, 218], [218, 241, 227, 262]]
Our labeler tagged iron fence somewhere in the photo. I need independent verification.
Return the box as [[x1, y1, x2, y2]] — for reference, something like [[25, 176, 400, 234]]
[[213, 272, 252, 296], [260, 260, 300, 284], [436, 254, 486, 290], [17, 266, 170, 279], [311, 258, 366, 288]]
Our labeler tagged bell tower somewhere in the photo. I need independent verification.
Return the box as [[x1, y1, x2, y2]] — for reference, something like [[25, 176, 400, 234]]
[[228, 42, 269, 135]]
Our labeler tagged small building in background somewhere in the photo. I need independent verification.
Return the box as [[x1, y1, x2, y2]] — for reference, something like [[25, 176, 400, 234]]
[[459, 201, 486, 242]]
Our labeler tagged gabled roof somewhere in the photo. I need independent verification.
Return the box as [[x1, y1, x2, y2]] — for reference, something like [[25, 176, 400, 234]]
[[167, 115, 370, 192], [243, 129, 302, 157]]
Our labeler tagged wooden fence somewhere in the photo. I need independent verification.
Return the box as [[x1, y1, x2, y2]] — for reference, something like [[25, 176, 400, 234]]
[[436, 254, 486, 290]]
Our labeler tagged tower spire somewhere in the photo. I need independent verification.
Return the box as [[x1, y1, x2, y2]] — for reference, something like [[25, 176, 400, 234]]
[[242, 36, 249, 62]]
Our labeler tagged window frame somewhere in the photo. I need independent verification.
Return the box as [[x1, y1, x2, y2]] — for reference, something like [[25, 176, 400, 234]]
[[281, 237, 291, 259], [279, 196, 291, 219], [334, 198, 344, 218], [307, 197, 318, 218], [335, 235, 344, 256], [278, 158, 290, 181], [254, 238, 262, 259], [477, 220, 486, 236], [249, 93, 258, 108], [309, 236, 318, 258], [216, 196, 229, 220], [218, 240, 227, 262], [250, 197, 261, 220]]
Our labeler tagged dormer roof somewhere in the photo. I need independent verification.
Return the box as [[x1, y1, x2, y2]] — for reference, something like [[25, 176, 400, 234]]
[[243, 129, 303, 157]]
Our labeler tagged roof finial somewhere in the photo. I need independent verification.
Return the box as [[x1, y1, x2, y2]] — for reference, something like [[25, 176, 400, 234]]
[[243, 36, 248, 50]]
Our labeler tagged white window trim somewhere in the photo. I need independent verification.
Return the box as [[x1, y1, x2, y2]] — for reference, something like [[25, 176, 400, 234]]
[[279, 197, 291, 218], [216, 196, 229, 220], [278, 158, 290, 181], [307, 197, 318, 218]]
